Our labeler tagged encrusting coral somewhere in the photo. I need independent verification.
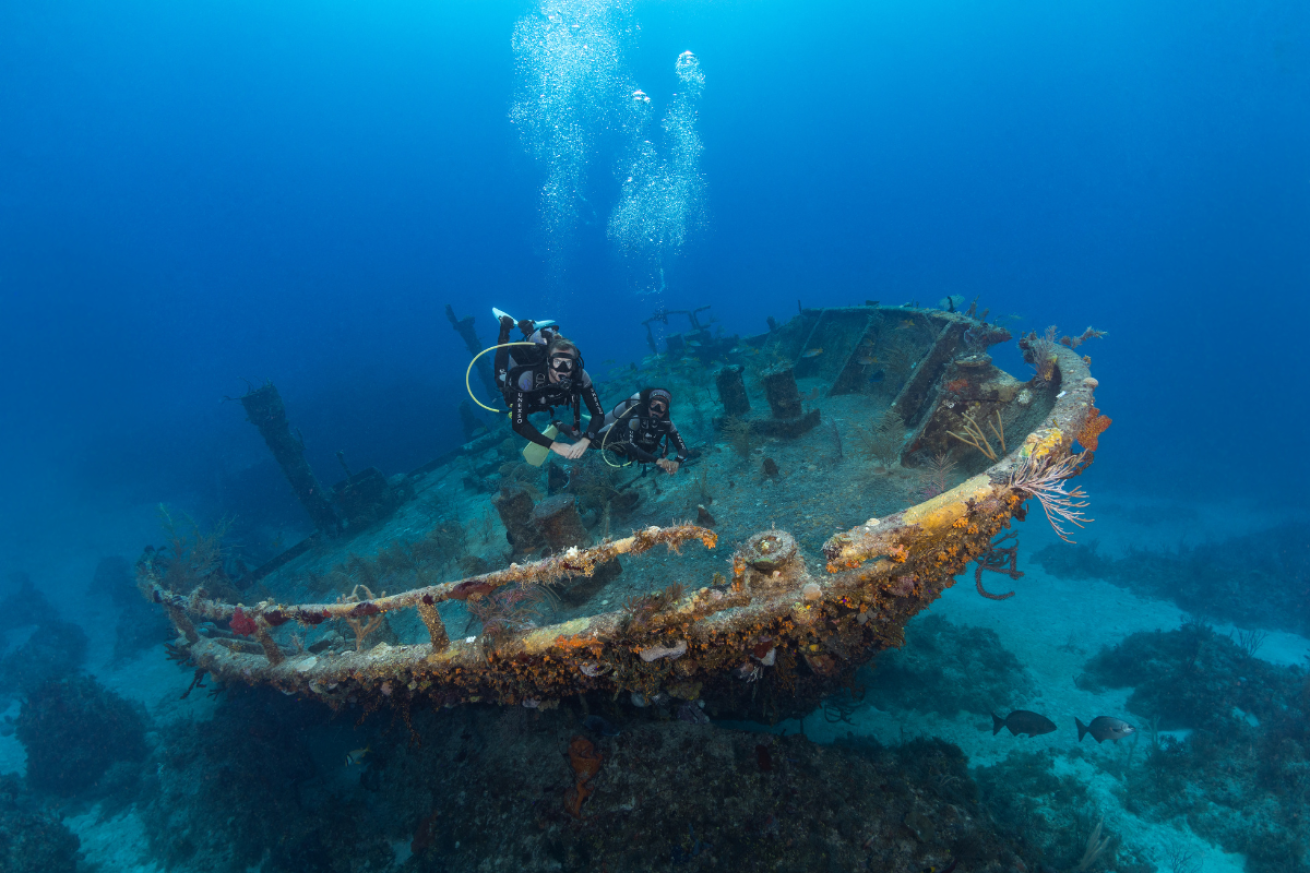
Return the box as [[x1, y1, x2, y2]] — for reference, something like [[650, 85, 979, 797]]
[[339, 584, 386, 651]]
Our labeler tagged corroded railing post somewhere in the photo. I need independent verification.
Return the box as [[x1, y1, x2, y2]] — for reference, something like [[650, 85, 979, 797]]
[[254, 626, 285, 666], [165, 605, 200, 644], [417, 599, 450, 652]]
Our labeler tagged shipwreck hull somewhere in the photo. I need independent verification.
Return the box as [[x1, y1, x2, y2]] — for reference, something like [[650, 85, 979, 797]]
[[140, 305, 1105, 720]]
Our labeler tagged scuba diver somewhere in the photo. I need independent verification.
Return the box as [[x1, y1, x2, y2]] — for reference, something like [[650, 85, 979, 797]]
[[594, 387, 689, 473], [493, 309, 604, 461]]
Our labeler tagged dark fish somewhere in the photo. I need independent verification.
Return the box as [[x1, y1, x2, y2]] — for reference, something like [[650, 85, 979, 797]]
[[677, 702, 710, 725], [992, 710, 1057, 738], [582, 714, 620, 737], [1076, 716, 1135, 743], [868, 369, 885, 384]]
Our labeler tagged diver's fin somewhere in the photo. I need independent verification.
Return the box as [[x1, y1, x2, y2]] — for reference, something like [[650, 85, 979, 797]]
[[494, 309, 557, 334]]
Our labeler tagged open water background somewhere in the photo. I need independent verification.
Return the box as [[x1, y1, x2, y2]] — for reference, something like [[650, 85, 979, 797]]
[[3, 0, 1307, 537], [0, 4, 1308, 869]]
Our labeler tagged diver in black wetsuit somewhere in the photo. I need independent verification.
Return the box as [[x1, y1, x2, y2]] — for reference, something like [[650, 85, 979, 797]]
[[595, 387, 690, 473], [495, 315, 604, 460]]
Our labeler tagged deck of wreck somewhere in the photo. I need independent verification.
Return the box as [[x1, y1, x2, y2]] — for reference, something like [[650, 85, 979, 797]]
[[140, 303, 1107, 721]]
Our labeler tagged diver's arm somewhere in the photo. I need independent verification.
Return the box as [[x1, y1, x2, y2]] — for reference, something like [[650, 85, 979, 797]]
[[578, 375, 605, 441], [618, 438, 659, 464], [554, 440, 588, 460], [650, 422, 687, 473], [493, 319, 514, 384], [510, 390, 555, 449], [542, 380, 594, 459], [666, 421, 690, 461]]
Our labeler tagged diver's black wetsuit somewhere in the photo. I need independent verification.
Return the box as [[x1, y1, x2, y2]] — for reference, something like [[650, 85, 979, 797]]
[[596, 390, 690, 464], [495, 330, 604, 449]]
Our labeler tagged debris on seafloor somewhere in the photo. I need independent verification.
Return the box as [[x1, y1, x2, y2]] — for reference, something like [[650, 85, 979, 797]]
[[564, 734, 603, 817], [715, 364, 750, 417]]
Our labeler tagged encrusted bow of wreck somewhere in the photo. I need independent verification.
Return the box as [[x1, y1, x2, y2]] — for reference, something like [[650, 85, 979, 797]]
[[139, 305, 1104, 720]]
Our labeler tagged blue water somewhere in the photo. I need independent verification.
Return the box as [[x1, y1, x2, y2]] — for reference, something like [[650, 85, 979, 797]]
[[1, 1, 1308, 871]]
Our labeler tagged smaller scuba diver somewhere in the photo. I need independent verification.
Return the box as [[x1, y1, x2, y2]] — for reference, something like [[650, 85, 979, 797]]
[[595, 387, 689, 473], [493, 309, 604, 461]]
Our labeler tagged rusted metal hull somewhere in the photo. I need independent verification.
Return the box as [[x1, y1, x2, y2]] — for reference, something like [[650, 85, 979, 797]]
[[140, 305, 1104, 719]]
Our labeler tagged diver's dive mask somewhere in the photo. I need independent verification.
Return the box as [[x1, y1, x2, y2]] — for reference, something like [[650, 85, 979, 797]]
[[549, 354, 576, 374], [647, 390, 671, 418]]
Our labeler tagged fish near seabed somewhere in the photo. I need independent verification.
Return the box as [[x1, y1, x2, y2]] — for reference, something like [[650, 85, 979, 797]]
[[1076, 716, 1135, 743], [992, 710, 1057, 738], [344, 746, 370, 766], [801, 348, 824, 358]]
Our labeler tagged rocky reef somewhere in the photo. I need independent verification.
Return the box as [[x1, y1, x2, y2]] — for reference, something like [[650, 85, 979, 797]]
[[0, 773, 81, 873], [15, 673, 149, 796]]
